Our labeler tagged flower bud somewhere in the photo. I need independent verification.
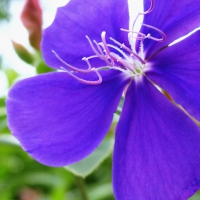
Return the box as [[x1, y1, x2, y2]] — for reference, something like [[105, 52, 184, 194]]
[[12, 40, 34, 64], [21, 0, 42, 50]]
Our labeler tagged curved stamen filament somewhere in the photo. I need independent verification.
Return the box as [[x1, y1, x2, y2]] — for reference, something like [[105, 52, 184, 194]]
[[109, 52, 135, 73], [109, 36, 145, 64], [86, 36, 114, 67], [107, 44, 142, 74], [81, 57, 109, 71], [85, 36, 105, 60], [62, 67, 102, 85], [93, 40, 114, 66], [140, 0, 155, 15], [129, 31, 147, 40], [101, 31, 111, 55], [132, 0, 155, 32], [121, 29, 146, 41], [121, 24, 166, 42], [93, 40, 104, 54], [101, 31, 118, 62], [52, 50, 91, 73], [107, 44, 130, 61], [141, 23, 166, 41], [121, 28, 146, 39]]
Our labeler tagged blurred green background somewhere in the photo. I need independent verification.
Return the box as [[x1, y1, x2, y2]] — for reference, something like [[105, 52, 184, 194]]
[[0, 0, 200, 199]]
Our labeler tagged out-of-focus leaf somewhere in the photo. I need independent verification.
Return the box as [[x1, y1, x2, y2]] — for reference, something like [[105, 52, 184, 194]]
[[189, 191, 200, 200], [22, 172, 62, 186], [65, 139, 114, 178], [0, 0, 10, 21], [0, 118, 8, 132], [0, 171, 64, 199], [0, 97, 6, 107], [0, 98, 6, 129], [0, 97, 9, 133], [0, 107, 6, 116], [12, 40, 34, 65], [36, 61, 54, 74], [4, 68, 19, 87], [0, 135, 20, 146], [88, 183, 114, 200], [0, 137, 76, 200]]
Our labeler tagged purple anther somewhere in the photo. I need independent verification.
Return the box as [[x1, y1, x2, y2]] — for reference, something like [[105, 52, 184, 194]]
[[141, 23, 166, 42], [52, 50, 91, 73]]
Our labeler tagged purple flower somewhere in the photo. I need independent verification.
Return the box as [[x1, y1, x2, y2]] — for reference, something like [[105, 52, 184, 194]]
[[6, 0, 200, 199]]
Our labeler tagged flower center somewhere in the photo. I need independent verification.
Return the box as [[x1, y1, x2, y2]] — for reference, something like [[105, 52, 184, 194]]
[[85, 31, 146, 78], [52, 0, 165, 85]]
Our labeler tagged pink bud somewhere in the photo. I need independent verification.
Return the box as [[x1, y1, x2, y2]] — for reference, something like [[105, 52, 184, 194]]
[[21, 0, 42, 50]]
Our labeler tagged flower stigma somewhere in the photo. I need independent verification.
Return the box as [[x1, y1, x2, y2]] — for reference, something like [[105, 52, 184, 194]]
[[52, 0, 166, 85]]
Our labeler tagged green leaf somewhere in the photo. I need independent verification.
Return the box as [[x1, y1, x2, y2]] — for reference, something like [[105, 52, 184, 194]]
[[0, 0, 11, 21], [4, 68, 19, 87], [189, 190, 200, 200], [0, 118, 8, 132], [88, 183, 114, 200], [65, 139, 114, 178], [0, 107, 6, 116], [12, 41, 34, 65], [36, 61, 54, 74], [0, 97, 6, 107]]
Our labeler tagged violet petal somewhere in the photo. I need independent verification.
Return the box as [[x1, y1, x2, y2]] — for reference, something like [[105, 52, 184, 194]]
[[113, 77, 200, 199], [147, 30, 200, 121], [136, 0, 200, 58], [6, 70, 128, 166], [42, 0, 129, 70]]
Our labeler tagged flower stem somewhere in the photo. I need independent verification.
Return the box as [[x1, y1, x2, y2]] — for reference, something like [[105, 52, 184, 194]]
[[76, 176, 88, 200]]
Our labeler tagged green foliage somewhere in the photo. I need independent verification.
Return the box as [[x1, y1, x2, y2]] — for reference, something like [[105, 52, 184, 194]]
[[12, 41, 34, 65], [65, 139, 114, 178], [0, 97, 9, 134], [4, 68, 19, 88], [0, 0, 11, 21], [36, 60, 55, 74], [189, 191, 200, 200], [0, 135, 115, 200]]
